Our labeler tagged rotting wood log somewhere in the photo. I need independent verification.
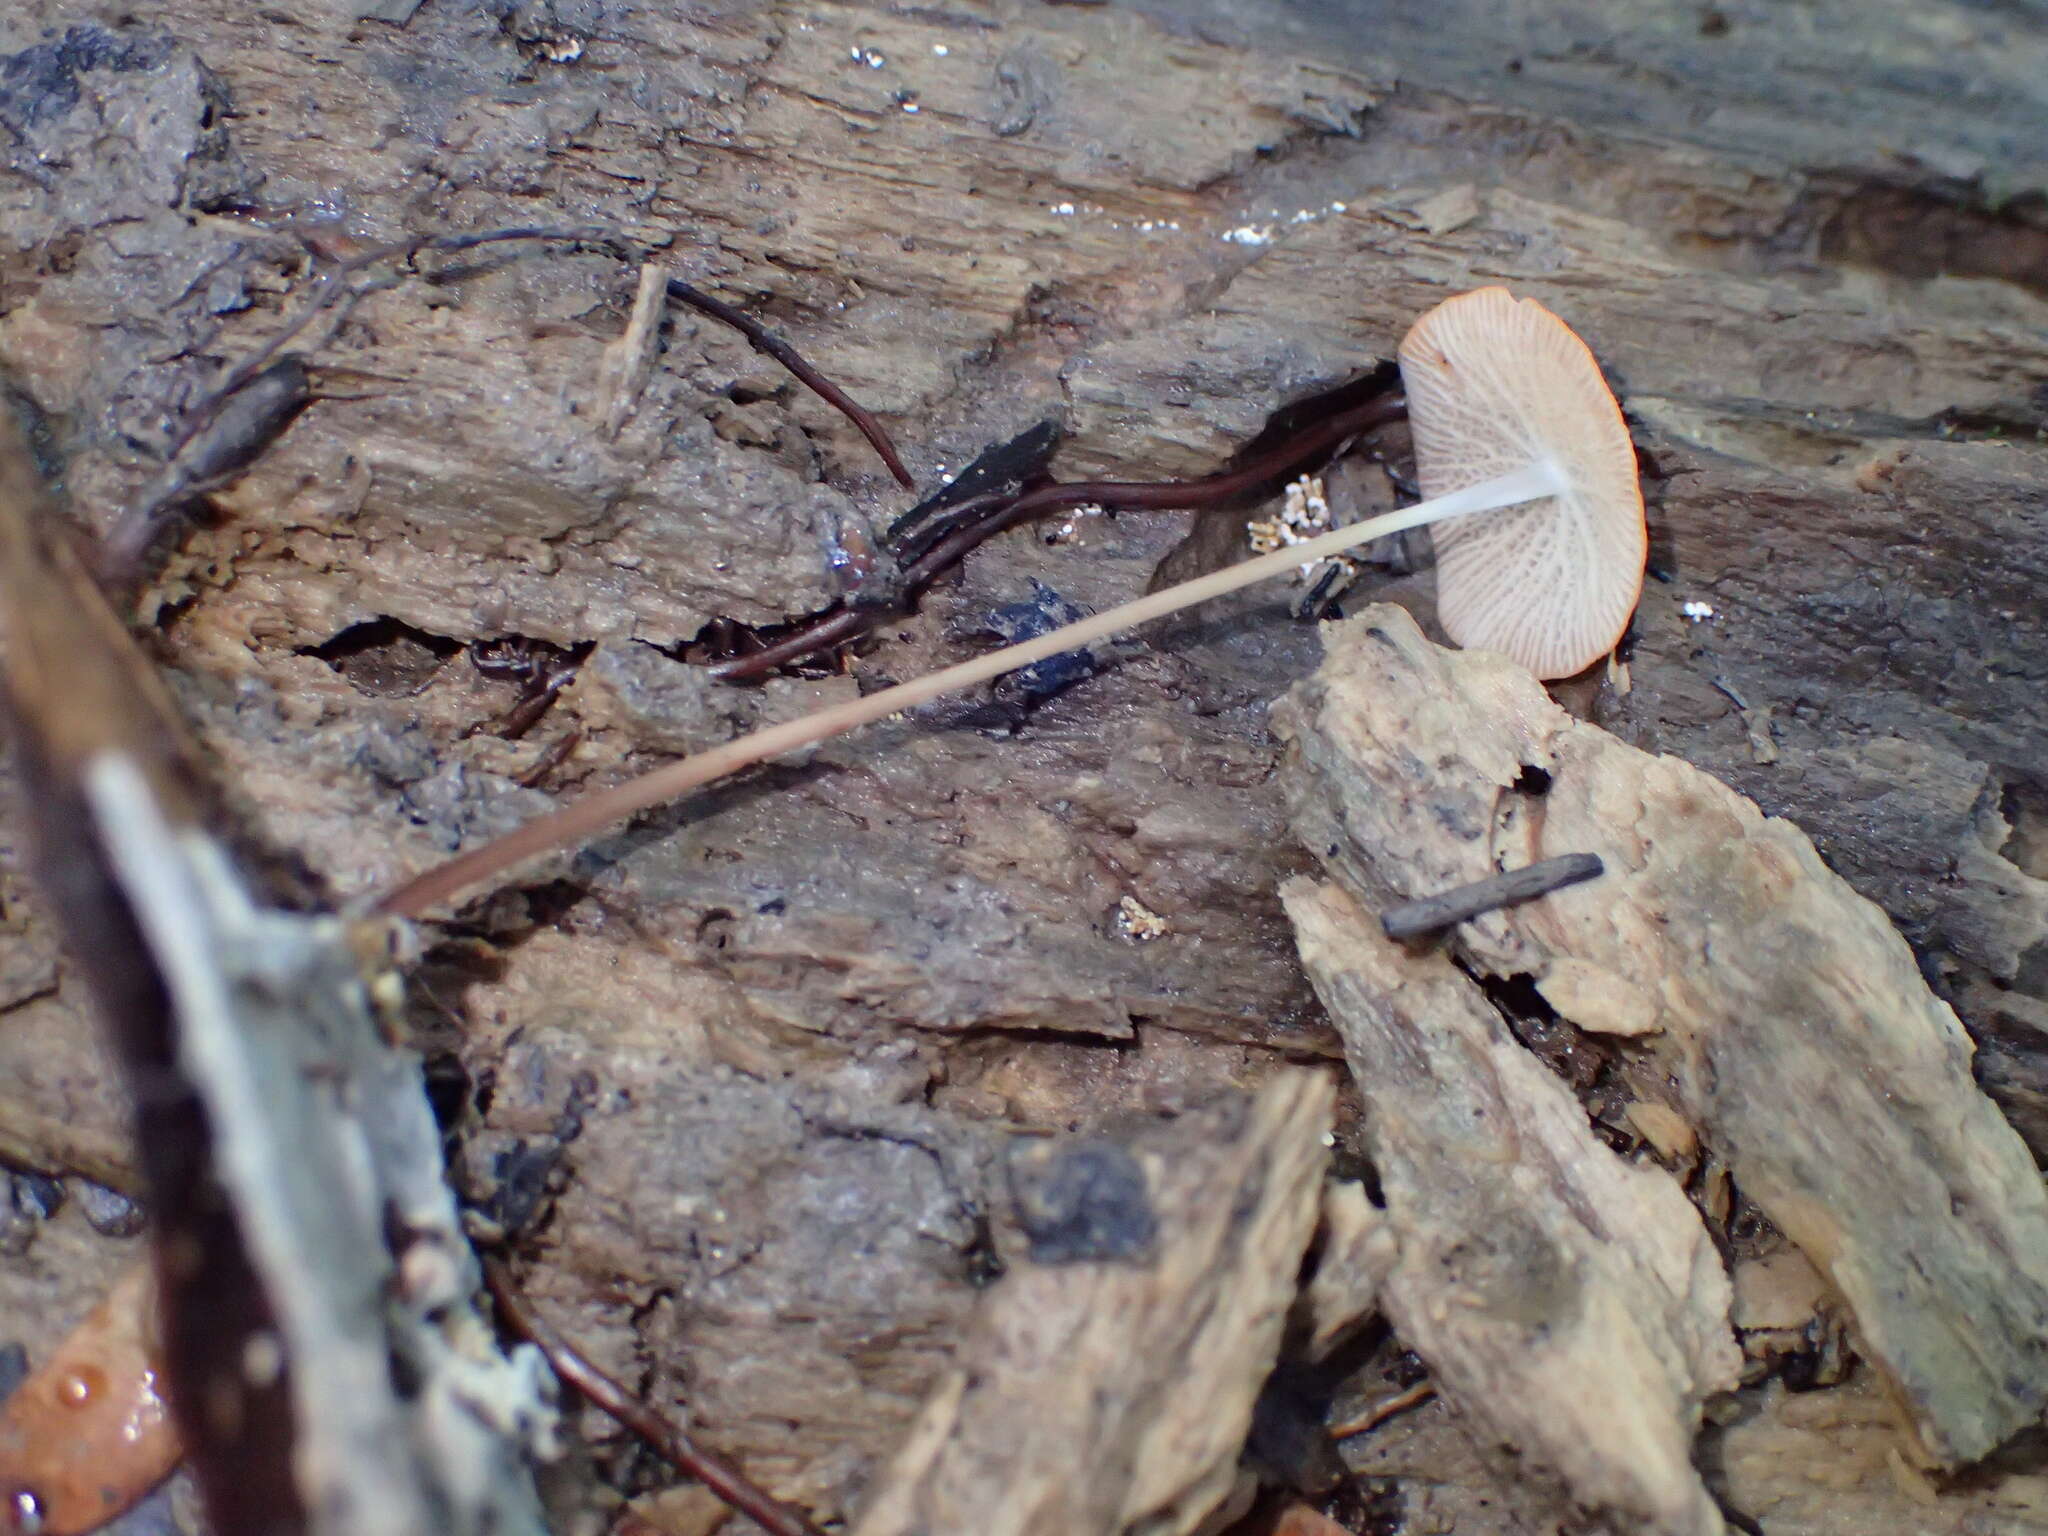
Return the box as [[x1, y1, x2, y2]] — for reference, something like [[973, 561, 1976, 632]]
[[1, 1, 2043, 1526], [1275, 604, 2048, 1468], [1284, 875, 1738, 1536], [850, 1071, 1333, 1536]]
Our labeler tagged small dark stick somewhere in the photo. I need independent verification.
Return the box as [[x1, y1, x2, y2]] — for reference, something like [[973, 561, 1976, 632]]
[[1379, 853, 1605, 941], [665, 277, 914, 490], [481, 1257, 827, 1536], [98, 355, 316, 586], [712, 391, 1409, 680]]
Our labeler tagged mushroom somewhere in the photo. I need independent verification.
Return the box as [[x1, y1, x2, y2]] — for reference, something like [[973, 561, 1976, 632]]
[[1399, 286, 1646, 680], [378, 287, 1643, 917]]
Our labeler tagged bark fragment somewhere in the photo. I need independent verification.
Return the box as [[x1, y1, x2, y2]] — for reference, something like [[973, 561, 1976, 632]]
[[1285, 876, 1737, 1536], [851, 1072, 1334, 1536], [1276, 605, 2048, 1466], [0, 415, 553, 1536]]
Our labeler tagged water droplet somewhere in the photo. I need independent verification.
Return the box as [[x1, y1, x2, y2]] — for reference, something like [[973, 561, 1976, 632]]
[[9, 1488, 47, 1535], [56, 1365, 103, 1408]]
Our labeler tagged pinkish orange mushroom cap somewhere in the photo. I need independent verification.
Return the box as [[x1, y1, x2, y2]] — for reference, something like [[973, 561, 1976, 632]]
[[1399, 286, 1647, 680]]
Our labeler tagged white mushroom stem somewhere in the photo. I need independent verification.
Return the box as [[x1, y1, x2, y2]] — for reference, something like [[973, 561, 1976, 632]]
[[376, 461, 1568, 917]]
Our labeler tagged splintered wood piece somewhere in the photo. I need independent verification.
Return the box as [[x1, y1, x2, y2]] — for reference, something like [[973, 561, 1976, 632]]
[[851, 1073, 1334, 1536], [1299, 1179, 1397, 1362], [1275, 604, 2048, 1466], [1284, 876, 1737, 1536], [599, 262, 669, 439]]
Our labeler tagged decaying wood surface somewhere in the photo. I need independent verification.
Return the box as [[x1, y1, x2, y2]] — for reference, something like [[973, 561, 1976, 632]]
[[0, 0, 2044, 1531], [852, 1072, 1332, 1536], [1277, 605, 2048, 1468], [1285, 875, 1739, 1536]]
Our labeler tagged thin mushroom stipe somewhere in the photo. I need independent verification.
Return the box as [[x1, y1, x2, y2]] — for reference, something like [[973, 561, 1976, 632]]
[[376, 288, 1642, 919], [378, 473, 1553, 917]]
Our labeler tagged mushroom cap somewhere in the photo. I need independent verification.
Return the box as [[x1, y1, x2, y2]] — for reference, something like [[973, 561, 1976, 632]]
[[1398, 286, 1646, 679]]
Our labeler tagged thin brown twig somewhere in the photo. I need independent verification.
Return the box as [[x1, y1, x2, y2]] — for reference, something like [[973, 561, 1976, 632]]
[[482, 1255, 827, 1536], [666, 278, 914, 490], [1328, 1380, 1436, 1440], [374, 438, 1455, 919]]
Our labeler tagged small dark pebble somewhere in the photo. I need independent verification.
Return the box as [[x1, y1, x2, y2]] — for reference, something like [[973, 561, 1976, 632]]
[[77, 1180, 147, 1237], [483, 1138, 565, 1235], [1324, 1476, 1406, 1536], [11, 1171, 63, 1221], [0, 1341, 28, 1405], [1385, 1348, 1430, 1387], [0, 25, 172, 135], [987, 579, 1097, 702], [1008, 1136, 1156, 1264]]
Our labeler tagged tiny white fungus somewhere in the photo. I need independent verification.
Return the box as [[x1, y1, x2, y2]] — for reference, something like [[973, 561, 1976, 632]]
[[1400, 287, 1648, 678], [1117, 896, 1169, 942], [1249, 475, 1338, 577]]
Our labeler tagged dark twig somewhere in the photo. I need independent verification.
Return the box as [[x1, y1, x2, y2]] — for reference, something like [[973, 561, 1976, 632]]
[[713, 391, 1407, 680], [514, 728, 582, 788], [882, 419, 1063, 557], [666, 278, 914, 490], [103, 224, 912, 592], [1379, 853, 1605, 941], [99, 355, 316, 586], [482, 1256, 827, 1536], [1329, 1380, 1436, 1440]]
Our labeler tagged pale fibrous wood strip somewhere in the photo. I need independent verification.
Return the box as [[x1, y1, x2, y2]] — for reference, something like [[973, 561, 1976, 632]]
[[1285, 874, 1737, 1536], [1275, 605, 2048, 1467]]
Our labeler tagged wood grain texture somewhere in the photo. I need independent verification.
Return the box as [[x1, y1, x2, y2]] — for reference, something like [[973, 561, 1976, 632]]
[[1, 1, 2044, 1524], [1285, 875, 1737, 1536], [851, 1072, 1333, 1536], [1275, 605, 2048, 1466]]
